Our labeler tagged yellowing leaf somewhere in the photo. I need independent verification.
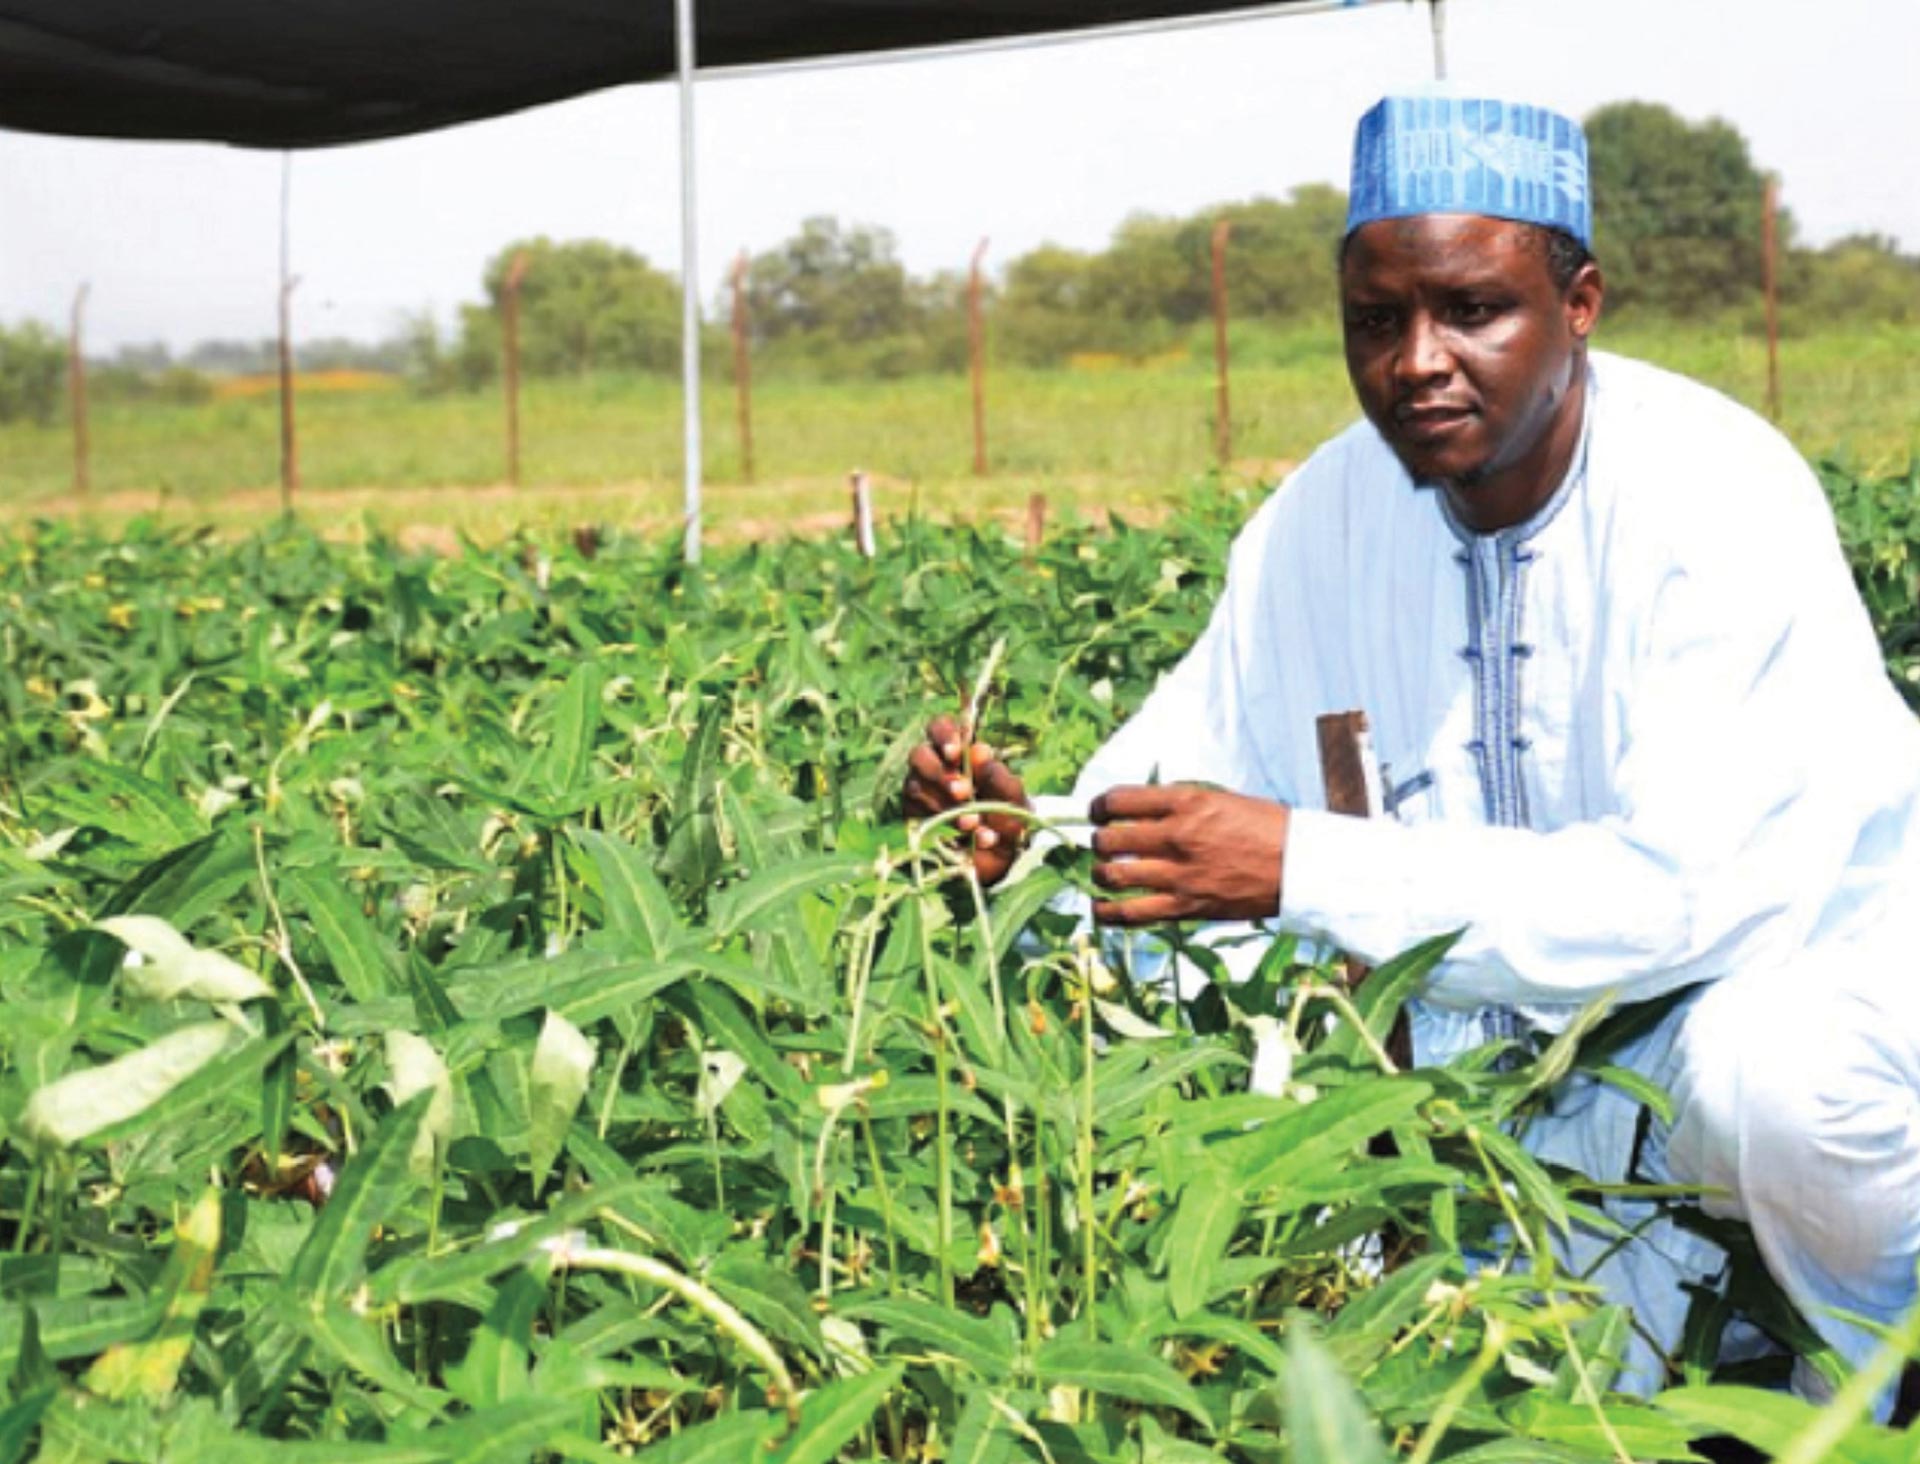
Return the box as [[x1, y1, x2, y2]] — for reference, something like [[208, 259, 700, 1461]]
[[20, 1021, 237, 1149], [384, 1031, 453, 1178], [528, 1010, 596, 1191], [99, 915, 273, 1005], [83, 1189, 221, 1403]]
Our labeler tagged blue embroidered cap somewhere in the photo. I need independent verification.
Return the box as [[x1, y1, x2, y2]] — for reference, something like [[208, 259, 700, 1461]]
[[1347, 91, 1592, 248]]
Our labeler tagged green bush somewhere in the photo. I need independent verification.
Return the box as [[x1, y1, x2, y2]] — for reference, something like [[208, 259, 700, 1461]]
[[0, 319, 64, 425]]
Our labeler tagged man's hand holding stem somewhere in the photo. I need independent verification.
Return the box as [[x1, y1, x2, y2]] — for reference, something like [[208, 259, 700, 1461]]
[[903, 714, 1033, 886], [906, 715, 1291, 925], [1090, 784, 1290, 927]]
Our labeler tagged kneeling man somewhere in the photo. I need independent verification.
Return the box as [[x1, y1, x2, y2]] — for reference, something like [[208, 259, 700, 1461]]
[[906, 92, 1920, 1395]]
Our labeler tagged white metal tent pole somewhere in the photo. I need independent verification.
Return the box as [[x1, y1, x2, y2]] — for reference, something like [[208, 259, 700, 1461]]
[[1429, 0, 1447, 80], [676, 0, 702, 564]]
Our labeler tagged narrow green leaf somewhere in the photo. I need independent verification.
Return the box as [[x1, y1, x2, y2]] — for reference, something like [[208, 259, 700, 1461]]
[[367, 1183, 641, 1306], [1032, 1337, 1211, 1431], [1655, 1385, 1877, 1460], [1231, 1080, 1434, 1196], [636, 1410, 780, 1464], [1474, 1124, 1574, 1238], [1586, 1063, 1676, 1124], [291, 1307, 445, 1413], [446, 1268, 545, 1409], [1168, 1163, 1241, 1318], [708, 1255, 826, 1361], [1281, 1324, 1390, 1464], [836, 1296, 1014, 1379], [766, 1362, 904, 1464], [1093, 1043, 1245, 1125], [99, 828, 255, 927], [1319, 930, 1457, 1066], [0, 1391, 53, 1464], [945, 1392, 1015, 1464], [55, 762, 203, 847], [574, 828, 678, 957], [540, 663, 605, 804], [261, 1000, 295, 1166], [707, 855, 866, 940], [282, 868, 397, 1001], [284, 1091, 431, 1301]]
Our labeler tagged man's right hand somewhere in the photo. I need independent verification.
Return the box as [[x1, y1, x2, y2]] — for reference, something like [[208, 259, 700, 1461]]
[[902, 714, 1031, 887]]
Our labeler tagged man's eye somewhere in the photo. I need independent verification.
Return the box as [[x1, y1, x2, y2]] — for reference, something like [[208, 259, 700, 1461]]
[[1451, 300, 1500, 325], [1348, 307, 1397, 334]]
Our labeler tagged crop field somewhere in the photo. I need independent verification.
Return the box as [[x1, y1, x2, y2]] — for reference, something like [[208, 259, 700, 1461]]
[[1, 322, 1915, 543], [1, 464, 1919, 1463]]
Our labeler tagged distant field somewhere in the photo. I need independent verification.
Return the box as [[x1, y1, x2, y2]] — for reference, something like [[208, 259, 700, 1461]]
[[1, 320, 1914, 541]]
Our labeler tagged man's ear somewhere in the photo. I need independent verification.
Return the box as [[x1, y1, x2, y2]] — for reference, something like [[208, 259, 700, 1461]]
[[1566, 261, 1604, 341]]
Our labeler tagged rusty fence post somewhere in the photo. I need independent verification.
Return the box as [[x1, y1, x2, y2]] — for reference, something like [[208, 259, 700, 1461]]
[[969, 237, 990, 477], [278, 273, 301, 515], [849, 469, 875, 558], [731, 250, 755, 484], [1025, 491, 1048, 557], [502, 250, 531, 487], [69, 283, 90, 497], [1211, 217, 1233, 470], [276, 153, 299, 516], [1761, 174, 1782, 422]]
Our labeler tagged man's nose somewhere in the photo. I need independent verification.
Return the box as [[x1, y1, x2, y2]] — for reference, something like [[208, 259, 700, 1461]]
[[1395, 312, 1452, 386]]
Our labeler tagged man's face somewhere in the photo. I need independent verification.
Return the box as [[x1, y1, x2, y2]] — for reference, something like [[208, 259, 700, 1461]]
[[1340, 215, 1602, 527]]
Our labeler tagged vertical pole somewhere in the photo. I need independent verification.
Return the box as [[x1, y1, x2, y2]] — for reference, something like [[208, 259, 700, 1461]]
[[968, 238, 990, 478], [277, 153, 299, 516], [502, 250, 530, 487], [69, 283, 90, 497], [1210, 217, 1232, 471], [1428, 0, 1448, 81], [1025, 491, 1047, 558], [849, 469, 875, 559], [1762, 174, 1782, 422], [731, 251, 755, 484], [675, 0, 703, 564]]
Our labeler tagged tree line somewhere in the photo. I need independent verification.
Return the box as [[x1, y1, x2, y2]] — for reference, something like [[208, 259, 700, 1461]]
[[1, 101, 1915, 422]]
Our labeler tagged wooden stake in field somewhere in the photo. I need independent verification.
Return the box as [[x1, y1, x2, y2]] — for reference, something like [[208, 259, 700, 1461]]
[[968, 237, 990, 477], [1210, 217, 1233, 470], [1025, 491, 1048, 557], [502, 249, 531, 487], [1762, 174, 1782, 422], [69, 283, 90, 497], [1316, 709, 1411, 1067], [849, 469, 876, 559], [276, 153, 299, 516], [731, 250, 755, 484]]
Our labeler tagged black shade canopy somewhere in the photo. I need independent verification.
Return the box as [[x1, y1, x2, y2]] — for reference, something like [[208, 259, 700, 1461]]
[[0, 1, 1364, 149]]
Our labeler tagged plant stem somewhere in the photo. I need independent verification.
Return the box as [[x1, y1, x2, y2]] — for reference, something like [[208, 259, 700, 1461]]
[[253, 822, 325, 1029], [1079, 968, 1097, 1338], [908, 831, 956, 1309], [1304, 980, 1398, 1074], [563, 1241, 799, 1420], [12, 1166, 41, 1255], [860, 1115, 902, 1295]]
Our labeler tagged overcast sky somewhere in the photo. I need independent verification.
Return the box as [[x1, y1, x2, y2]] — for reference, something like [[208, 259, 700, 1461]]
[[0, 0, 1913, 353]]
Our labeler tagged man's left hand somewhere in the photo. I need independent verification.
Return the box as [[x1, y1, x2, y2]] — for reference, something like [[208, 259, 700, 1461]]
[[1088, 784, 1291, 927]]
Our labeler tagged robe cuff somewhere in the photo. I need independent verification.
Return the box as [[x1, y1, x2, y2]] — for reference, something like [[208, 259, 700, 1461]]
[[1279, 807, 1413, 956]]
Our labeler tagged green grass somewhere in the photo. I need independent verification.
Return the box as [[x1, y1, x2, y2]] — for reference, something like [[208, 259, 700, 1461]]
[[1, 320, 1913, 540]]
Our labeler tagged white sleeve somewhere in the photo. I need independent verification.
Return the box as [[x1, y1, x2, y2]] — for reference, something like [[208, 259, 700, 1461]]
[[1278, 487, 1905, 1010]]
